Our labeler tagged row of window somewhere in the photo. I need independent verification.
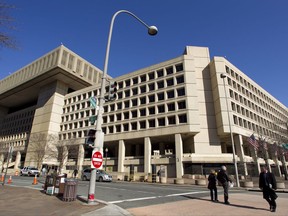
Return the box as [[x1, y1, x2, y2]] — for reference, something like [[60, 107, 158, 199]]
[[60, 100, 186, 131], [59, 113, 188, 140], [226, 65, 287, 116], [63, 63, 184, 106]]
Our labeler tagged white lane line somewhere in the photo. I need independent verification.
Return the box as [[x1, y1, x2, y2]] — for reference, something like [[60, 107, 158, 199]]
[[109, 190, 212, 204], [96, 185, 156, 194]]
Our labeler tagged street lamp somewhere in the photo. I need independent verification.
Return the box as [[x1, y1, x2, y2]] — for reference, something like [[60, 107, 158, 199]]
[[220, 73, 240, 187], [105, 148, 108, 171], [87, 10, 158, 204]]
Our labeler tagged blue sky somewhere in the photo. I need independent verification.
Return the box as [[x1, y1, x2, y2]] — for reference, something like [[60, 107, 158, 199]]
[[1, 0, 288, 107]]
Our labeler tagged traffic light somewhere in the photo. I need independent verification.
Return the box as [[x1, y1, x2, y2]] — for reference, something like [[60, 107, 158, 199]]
[[85, 129, 96, 145], [107, 81, 117, 101]]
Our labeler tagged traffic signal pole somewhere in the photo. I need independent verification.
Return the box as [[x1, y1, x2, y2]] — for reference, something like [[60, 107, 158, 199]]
[[87, 10, 157, 204]]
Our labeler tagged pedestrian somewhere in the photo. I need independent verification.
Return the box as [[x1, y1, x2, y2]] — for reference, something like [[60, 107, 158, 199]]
[[217, 165, 233, 204], [259, 166, 278, 212], [73, 169, 78, 178], [208, 169, 218, 202], [41, 167, 47, 177]]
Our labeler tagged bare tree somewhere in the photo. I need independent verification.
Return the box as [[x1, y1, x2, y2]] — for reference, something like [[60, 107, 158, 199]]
[[28, 133, 58, 170], [0, 1, 17, 49]]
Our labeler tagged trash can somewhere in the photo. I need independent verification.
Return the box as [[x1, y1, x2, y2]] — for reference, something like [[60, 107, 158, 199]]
[[63, 178, 78, 202], [44, 175, 55, 195], [54, 175, 66, 197]]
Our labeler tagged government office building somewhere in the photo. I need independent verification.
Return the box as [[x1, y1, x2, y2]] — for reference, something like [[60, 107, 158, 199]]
[[0, 45, 287, 179]]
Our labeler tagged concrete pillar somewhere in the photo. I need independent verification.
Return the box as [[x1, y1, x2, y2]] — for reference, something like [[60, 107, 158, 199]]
[[0, 154, 4, 173], [234, 135, 248, 176], [251, 148, 261, 175], [273, 155, 282, 177], [144, 137, 152, 175], [175, 133, 183, 178], [14, 151, 21, 172], [118, 140, 125, 173], [77, 145, 84, 174]]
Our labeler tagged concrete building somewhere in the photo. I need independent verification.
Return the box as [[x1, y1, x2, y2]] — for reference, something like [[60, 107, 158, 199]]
[[1, 45, 287, 179]]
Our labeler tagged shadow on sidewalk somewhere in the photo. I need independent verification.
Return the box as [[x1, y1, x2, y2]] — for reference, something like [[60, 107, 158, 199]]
[[181, 195, 269, 212]]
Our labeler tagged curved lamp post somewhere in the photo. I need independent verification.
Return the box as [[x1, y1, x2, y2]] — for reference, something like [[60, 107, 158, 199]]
[[87, 10, 158, 204], [220, 73, 240, 187]]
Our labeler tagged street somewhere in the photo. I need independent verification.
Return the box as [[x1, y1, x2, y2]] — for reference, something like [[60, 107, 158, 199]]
[[6, 175, 288, 211]]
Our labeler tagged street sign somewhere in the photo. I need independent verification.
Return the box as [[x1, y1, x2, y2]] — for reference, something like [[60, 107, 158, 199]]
[[91, 151, 103, 169], [89, 116, 97, 124], [89, 97, 97, 108]]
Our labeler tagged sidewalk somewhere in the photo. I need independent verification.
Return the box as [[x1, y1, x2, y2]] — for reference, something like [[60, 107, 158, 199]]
[[1, 181, 287, 216]]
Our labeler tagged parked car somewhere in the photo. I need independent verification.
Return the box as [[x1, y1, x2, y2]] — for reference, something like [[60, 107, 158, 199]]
[[20, 167, 40, 176], [81, 168, 112, 182]]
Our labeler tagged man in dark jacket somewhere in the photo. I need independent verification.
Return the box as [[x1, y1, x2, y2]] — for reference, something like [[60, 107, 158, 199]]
[[259, 166, 277, 212], [217, 165, 232, 204]]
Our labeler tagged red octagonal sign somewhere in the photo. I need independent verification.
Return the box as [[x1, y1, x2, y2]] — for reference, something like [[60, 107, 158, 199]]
[[91, 151, 103, 169]]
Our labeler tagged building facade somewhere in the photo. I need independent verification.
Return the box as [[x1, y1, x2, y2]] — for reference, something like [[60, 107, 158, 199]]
[[1, 45, 287, 178]]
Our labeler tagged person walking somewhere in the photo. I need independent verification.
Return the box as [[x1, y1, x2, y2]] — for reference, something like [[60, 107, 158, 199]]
[[41, 167, 47, 177], [208, 169, 218, 202], [259, 166, 278, 212], [73, 169, 78, 178], [217, 165, 232, 204]]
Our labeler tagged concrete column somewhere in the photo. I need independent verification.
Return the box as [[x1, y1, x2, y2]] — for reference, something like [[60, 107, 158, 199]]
[[273, 154, 282, 177], [0, 154, 4, 173], [14, 151, 21, 172], [251, 148, 261, 175], [144, 137, 151, 175], [118, 140, 125, 173], [77, 145, 84, 175], [234, 135, 248, 176], [175, 134, 183, 178]]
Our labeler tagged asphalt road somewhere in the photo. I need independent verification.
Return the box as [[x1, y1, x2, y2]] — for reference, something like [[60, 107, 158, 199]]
[[7, 175, 288, 211]]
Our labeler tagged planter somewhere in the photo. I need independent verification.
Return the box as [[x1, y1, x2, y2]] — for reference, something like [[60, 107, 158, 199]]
[[240, 181, 253, 188], [195, 179, 206, 186], [276, 182, 285, 189], [174, 178, 184, 184]]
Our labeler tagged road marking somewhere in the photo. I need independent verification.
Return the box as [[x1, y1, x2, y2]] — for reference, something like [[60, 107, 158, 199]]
[[108, 190, 212, 204]]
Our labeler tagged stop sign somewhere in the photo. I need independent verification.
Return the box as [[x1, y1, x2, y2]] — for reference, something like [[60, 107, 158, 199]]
[[91, 151, 103, 169]]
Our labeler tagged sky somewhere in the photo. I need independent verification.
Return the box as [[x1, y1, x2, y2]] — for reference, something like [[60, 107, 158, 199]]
[[1, 0, 288, 107]]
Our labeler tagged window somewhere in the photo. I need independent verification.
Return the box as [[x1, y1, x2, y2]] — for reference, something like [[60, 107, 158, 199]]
[[131, 110, 137, 118], [176, 75, 184, 84], [178, 114, 187, 123], [140, 96, 146, 104], [140, 108, 146, 116], [125, 90, 130, 97], [124, 100, 129, 108], [117, 102, 122, 110], [123, 124, 129, 131], [149, 119, 155, 128], [140, 85, 146, 93], [132, 88, 138, 95], [109, 115, 114, 122], [166, 66, 173, 75], [167, 103, 175, 111], [124, 112, 129, 119], [149, 83, 155, 91], [109, 126, 113, 133], [118, 81, 123, 89], [148, 72, 155, 80], [140, 121, 146, 129], [140, 75, 146, 82], [178, 101, 186, 109], [132, 99, 138, 106], [116, 125, 121, 132], [168, 116, 176, 125], [149, 107, 155, 115], [158, 118, 165, 126], [166, 78, 174, 86], [177, 87, 185, 96], [131, 122, 137, 130], [132, 77, 138, 85], [167, 90, 175, 99], [116, 113, 121, 120], [117, 91, 123, 99], [158, 104, 165, 113], [157, 80, 164, 89], [157, 92, 165, 101], [125, 79, 131, 87], [175, 63, 183, 72], [149, 94, 155, 103], [157, 69, 164, 77]]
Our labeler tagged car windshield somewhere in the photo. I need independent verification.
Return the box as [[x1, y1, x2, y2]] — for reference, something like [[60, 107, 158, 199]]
[[30, 168, 38, 170]]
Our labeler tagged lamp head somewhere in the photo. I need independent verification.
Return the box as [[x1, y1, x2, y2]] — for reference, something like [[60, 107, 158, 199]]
[[148, 26, 158, 36], [220, 73, 227, 79]]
